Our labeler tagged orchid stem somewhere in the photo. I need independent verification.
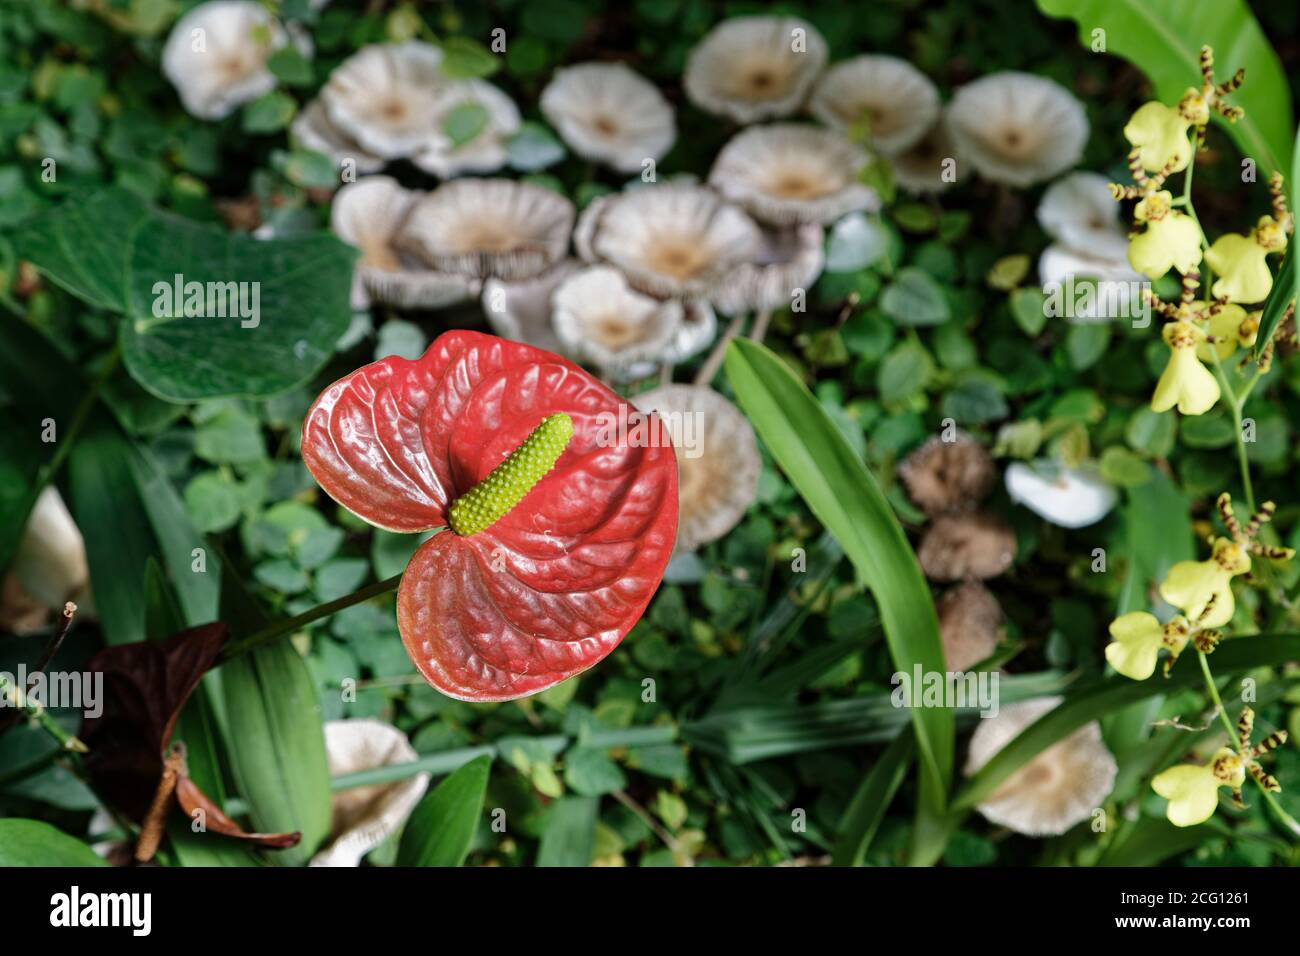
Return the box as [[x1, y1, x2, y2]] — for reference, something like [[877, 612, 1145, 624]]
[[219, 572, 404, 662]]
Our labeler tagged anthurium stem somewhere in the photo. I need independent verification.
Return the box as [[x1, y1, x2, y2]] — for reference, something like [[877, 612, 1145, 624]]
[[219, 572, 404, 662]]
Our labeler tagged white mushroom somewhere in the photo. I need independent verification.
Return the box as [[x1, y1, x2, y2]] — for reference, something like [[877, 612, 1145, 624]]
[[399, 178, 575, 281], [709, 124, 877, 226], [161, 1, 287, 121], [945, 72, 1088, 188], [480, 259, 583, 354], [414, 80, 521, 178], [9, 487, 91, 613], [310, 719, 430, 867], [1037, 172, 1130, 261], [540, 63, 676, 173], [660, 300, 719, 365], [712, 223, 824, 316], [553, 266, 683, 379], [1038, 245, 1144, 323], [330, 176, 478, 309], [683, 15, 828, 124], [808, 55, 940, 154], [1004, 461, 1118, 529], [575, 184, 763, 300], [291, 99, 385, 176], [964, 697, 1118, 836], [889, 117, 964, 195], [633, 384, 760, 553], [321, 41, 447, 158]]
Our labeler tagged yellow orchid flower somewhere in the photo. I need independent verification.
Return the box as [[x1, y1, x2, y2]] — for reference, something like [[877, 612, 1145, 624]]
[[1152, 747, 1244, 827], [1123, 100, 1194, 173], [1159, 537, 1250, 627], [1151, 321, 1220, 415], [1195, 304, 1251, 361], [1205, 216, 1288, 304], [1105, 611, 1192, 680], [1128, 191, 1203, 279]]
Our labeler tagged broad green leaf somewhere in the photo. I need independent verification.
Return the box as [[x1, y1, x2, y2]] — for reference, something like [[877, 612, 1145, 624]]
[[0, 819, 106, 866], [880, 266, 950, 326], [221, 639, 332, 866], [725, 339, 952, 818], [536, 796, 598, 867], [13, 188, 356, 401], [1252, 125, 1298, 355], [439, 36, 501, 79], [396, 754, 492, 866], [831, 732, 913, 866], [955, 634, 1300, 811], [1036, 0, 1293, 174]]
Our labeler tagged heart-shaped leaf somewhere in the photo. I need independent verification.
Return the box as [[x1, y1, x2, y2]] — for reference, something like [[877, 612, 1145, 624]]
[[13, 188, 356, 401]]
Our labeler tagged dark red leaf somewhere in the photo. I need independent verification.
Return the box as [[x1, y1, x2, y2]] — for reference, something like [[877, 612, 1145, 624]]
[[175, 776, 301, 850]]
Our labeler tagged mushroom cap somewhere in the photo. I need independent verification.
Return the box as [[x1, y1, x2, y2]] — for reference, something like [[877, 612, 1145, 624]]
[[712, 223, 824, 316], [917, 511, 1017, 581], [936, 581, 1002, 671], [709, 124, 878, 226], [809, 55, 941, 154], [964, 697, 1118, 836], [945, 72, 1088, 188], [540, 62, 676, 173], [552, 266, 684, 377], [889, 116, 964, 195], [1037, 171, 1130, 261], [632, 384, 760, 552], [321, 41, 446, 158], [413, 80, 521, 178], [331, 176, 478, 309], [398, 178, 575, 281], [1038, 245, 1144, 323], [480, 258, 583, 354], [10, 487, 90, 612], [898, 432, 996, 518], [310, 719, 430, 867], [683, 15, 828, 124], [1004, 461, 1118, 529], [575, 184, 764, 300], [161, 0, 286, 121], [291, 98, 386, 176], [660, 299, 719, 365]]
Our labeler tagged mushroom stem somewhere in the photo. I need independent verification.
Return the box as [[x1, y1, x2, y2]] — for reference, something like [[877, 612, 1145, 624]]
[[748, 308, 773, 344], [694, 312, 746, 387]]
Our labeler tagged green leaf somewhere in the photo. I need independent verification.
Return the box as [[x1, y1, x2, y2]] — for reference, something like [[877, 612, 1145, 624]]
[[267, 46, 313, 86], [506, 121, 566, 172], [564, 746, 627, 796], [440, 36, 501, 79], [242, 91, 297, 134], [0, 819, 106, 866], [1036, 0, 1293, 175], [1253, 125, 1298, 355], [1009, 287, 1048, 336], [880, 266, 950, 326], [13, 188, 356, 401], [725, 339, 952, 819], [954, 634, 1300, 811], [443, 101, 489, 147], [877, 341, 933, 403], [396, 754, 491, 867], [221, 640, 332, 866], [831, 731, 912, 866], [1065, 323, 1111, 371], [537, 796, 599, 866], [1125, 405, 1177, 458]]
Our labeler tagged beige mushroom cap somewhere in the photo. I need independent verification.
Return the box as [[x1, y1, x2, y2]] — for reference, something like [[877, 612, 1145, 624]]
[[936, 581, 1002, 671], [917, 512, 1016, 581], [330, 176, 478, 309], [964, 697, 1118, 836], [575, 184, 763, 301], [321, 41, 446, 158], [398, 178, 575, 281], [946, 72, 1088, 188], [291, 99, 385, 176], [414, 80, 521, 178], [709, 124, 878, 227], [898, 432, 996, 517], [683, 15, 828, 124], [480, 259, 583, 355], [161, 1, 287, 122], [633, 384, 760, 552], [552, 266, 683, 378], [540, 62, 676, 173], [310, 719, 430, 867], [712, 223, 824, 316], [809, 55, 941, 154], [889, 116, 965, 195]]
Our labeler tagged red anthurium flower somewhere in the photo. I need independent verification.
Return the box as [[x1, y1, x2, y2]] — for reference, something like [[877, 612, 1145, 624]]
[[302, 330, 678, 701]]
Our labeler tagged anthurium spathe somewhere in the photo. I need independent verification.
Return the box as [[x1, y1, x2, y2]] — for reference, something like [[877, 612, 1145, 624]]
[[1152, 748, 1243, 827], [1205, 216, 1288, 304], [1151, 321, 1219, 416], [301, 330, 679, 701], [1127, 191, 1202, 279]]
